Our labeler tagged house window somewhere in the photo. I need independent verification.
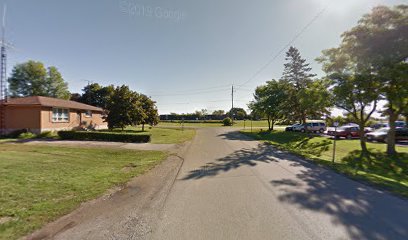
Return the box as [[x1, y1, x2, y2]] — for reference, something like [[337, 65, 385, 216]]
[[52, 108, 69, 122], [84, 110, 92, 118]]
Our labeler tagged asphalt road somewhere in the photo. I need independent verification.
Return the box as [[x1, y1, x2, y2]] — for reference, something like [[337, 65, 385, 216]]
[[30, 127, 408, 240], [151, 128, 408, 240]]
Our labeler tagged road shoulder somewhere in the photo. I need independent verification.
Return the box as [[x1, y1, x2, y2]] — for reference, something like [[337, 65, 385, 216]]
[[24, 141, 191, 240]]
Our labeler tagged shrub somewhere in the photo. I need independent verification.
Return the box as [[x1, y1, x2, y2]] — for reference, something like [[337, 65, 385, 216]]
[[6, 129, 28, 138], [58, 131, 151, 143], [36, 131, 58, 139], [223, 117, 233, 126], [18, 132, 37, 139]]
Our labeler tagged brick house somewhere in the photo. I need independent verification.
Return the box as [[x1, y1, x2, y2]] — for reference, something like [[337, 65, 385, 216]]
[[0, 96, 108, 135]]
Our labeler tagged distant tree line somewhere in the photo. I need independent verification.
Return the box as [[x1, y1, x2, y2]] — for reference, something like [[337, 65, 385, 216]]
[[161, 108, 248, 121], [249, 5, 408, 156]]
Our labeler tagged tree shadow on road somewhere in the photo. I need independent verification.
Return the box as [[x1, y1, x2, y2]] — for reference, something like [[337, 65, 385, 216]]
[[181, 143, 300, 180], [217, 131, 257, 141], [270, 164, 408, 239], [182, 134, 408, 239]]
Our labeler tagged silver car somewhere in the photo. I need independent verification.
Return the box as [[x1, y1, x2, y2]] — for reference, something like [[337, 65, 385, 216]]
[[294, 122, 326, 133]]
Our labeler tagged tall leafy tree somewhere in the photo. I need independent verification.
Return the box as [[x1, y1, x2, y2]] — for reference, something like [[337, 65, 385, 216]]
[[45, 67, 71, 99], [331, 73, 380, 154], [139, 94, 159, 131], [300, 78, 333, 120], [70, 93, 82, 102], [106, 85, 143, 130], [79, 83, 114, 109], [281, 47, 317, 123], [319, 5, 408, 155], [249, 80, 288, 131], [8, 60, 70, 99], [341, 5, 407, 155]]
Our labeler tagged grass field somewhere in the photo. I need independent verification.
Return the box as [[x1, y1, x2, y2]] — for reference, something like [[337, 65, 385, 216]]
[[241, 129, 408, 198], [0, 144, 167, 240], [158, 120, 287, 129], [111, 126, 196, 144]]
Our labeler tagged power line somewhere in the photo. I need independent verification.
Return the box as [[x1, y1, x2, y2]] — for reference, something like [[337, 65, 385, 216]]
[[147, 83, 232, 96], [149, 87, 231, 97], [236, 5, 329, 89]]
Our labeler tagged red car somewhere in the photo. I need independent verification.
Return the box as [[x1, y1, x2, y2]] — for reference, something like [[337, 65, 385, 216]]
[[327, 126, 361, 139]]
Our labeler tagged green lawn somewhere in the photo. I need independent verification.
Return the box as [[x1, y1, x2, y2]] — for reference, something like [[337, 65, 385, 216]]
[[109, 126, 196, 144], [241, 129, 408, 198], [0, 144, 167, 240]]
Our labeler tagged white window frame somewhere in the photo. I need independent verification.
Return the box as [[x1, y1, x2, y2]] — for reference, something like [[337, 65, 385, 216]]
[[84, 110, 92, 118], [52, 108, 70, 122]]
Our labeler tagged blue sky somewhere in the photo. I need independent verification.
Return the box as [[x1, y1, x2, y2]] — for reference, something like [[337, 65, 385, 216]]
[[2, 0, 405, 115]]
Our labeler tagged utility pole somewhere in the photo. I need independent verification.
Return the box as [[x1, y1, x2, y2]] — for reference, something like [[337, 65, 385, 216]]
[[231, 85, 234, 126], [332, 122, 339, 164], [83, 79, 92, 88]]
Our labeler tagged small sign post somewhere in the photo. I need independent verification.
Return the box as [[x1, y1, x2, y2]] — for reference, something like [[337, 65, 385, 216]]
[[332, 121, 339, 164]]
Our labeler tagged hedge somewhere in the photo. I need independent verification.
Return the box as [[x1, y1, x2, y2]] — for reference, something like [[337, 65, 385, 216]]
[[58, 131, 151, 143]]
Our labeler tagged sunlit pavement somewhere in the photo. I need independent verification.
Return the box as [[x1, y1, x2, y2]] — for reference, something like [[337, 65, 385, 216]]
[[151, 128, 408, 240]]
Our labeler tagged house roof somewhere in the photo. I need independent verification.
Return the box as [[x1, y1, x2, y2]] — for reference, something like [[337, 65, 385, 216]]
[[1, 96, 103, 112]]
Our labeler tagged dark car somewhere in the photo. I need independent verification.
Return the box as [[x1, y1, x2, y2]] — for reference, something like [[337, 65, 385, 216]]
[[285, 123, 301, 132], [366, 127, 408, 143], [327, 126, 361, 139]]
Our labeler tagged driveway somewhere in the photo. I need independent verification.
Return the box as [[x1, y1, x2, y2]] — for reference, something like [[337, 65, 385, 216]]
[[29, 128, 408, 240]]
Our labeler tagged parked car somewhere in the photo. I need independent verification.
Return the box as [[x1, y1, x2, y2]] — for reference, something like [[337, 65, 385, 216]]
[[366, 127, 408, 143], [285, 123, 301, 132], [327, 126, 361, 139], [292, 124, 305, 132], [365, 123, 388, 132], [371, 123, 388, 130], [344, 123, 359, 127], [366, 122, 406, 132], [294, 122, 326, 133], [395, 121, 407, 128]]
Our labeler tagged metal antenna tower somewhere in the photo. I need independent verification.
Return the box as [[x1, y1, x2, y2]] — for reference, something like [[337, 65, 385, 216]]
[[0, 4, 7, 135], [0, 4, 6, 101]]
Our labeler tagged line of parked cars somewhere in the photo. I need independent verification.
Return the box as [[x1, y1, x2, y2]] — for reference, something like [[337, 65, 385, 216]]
[[366, 127, 408, 143], [285, 121, 408, 143]]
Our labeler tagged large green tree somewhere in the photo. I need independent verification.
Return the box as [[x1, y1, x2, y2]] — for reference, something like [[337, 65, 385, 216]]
[[78, 83, 114, 109], [249, 80, 288, 131], [281, 47, 327, 123], [319, 5, 408, 155], [331, 73, 380, 154], [106, 85, 143, 130], [139, 94, 159, 131], [8, 60, 70, 99]]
